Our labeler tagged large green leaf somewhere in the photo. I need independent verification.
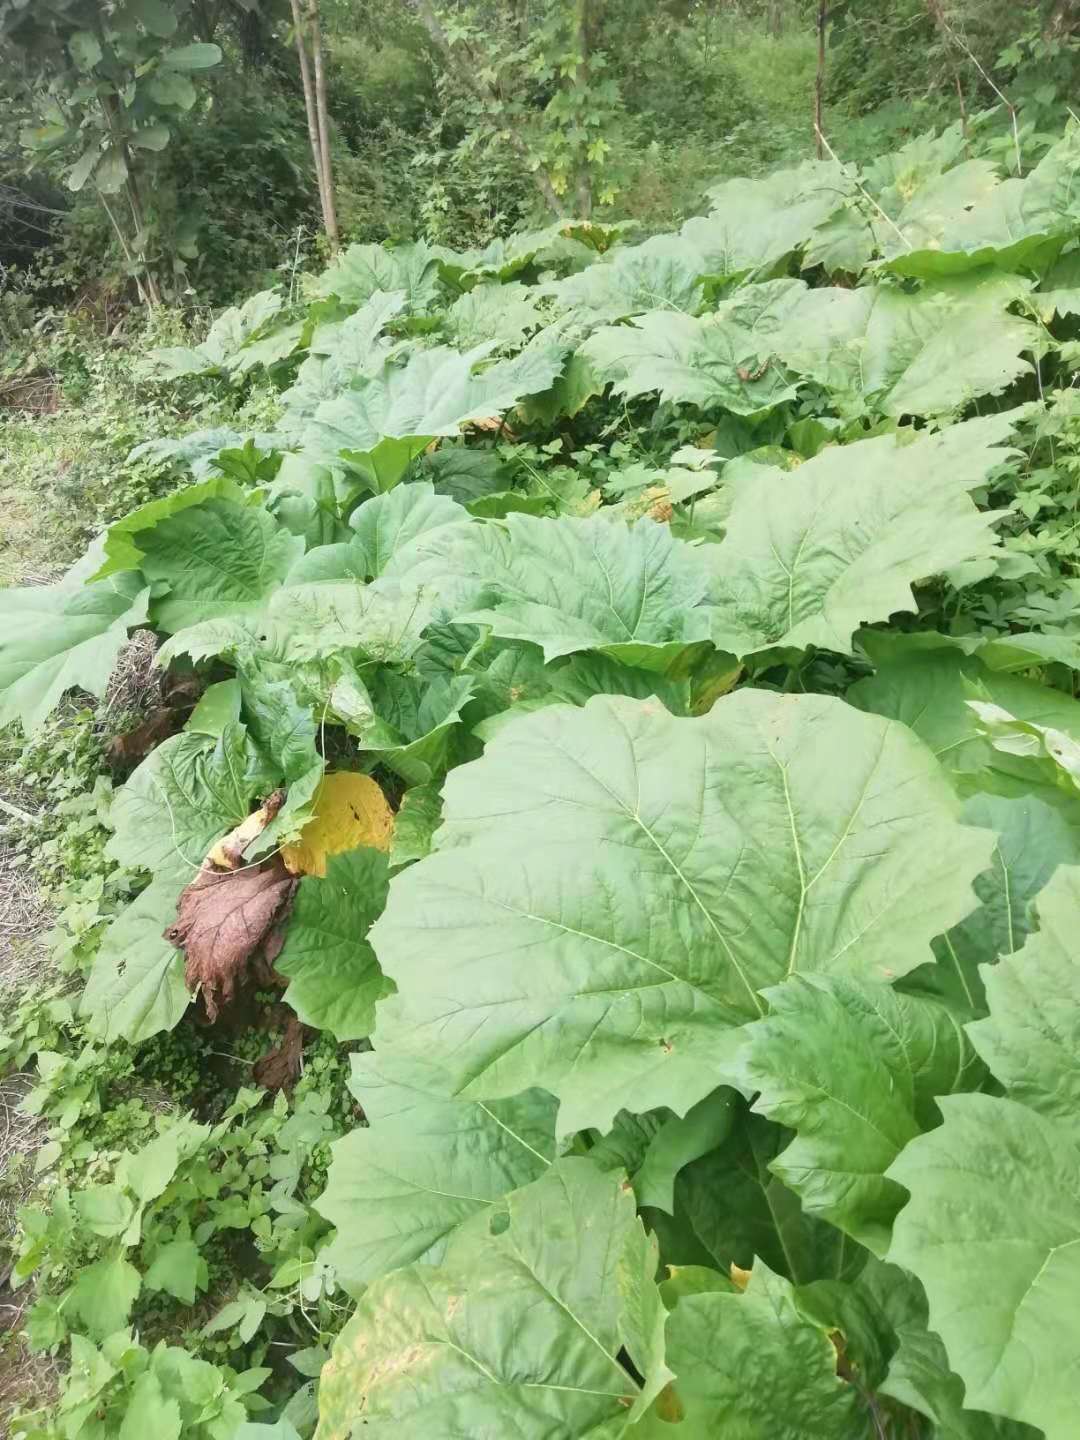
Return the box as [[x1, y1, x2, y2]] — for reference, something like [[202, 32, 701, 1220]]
[[446, 282, 543, 346], [881, 129, 1080, 279], [581, 309, 797, 414], [706, 417, 1017, 657], [456, 513, 715, 669], [106, 721, 275, 884], [927, 790, 1080, 1016], [888, 1090, 1080, 1440], [334, 670, 476, 785], [888, 864, 1080, 1438], [967, 864, 1080, 1134], [848, 635, 1080, 795], [771, 276, 1038, 418], [548, 235, 705, 322], [315, 240, 443, 311], [318, 1053, 558, 1295], [80, 879, 190, 1044], [302, 343, 565, 489], [274, 848, 391, 1041], [0, 566, 149, 733], [317, 1159, 666, 1439], [90, 478, 249, 580], [733, 976, 982, 1254], [348, 483, 468, 577], [682, 159, 848, 278], [369, 691, 991, 1135], [266, 578, 438, 665], [646, 1106, 861, 1287], [139, 499, 303, 633], [639, 1261, 863, 1438]]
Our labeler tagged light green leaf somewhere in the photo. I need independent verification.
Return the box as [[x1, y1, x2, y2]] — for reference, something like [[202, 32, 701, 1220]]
[[456, 513, 715, 668], [733, 976, 982, 1254], [275, 848, 391, 1041], [146, 68, 197, 108], [160, 42, 222, 70], [643, 1261, 863, 1438], [302, 343, 566, 484], [348, 483, 469, 577], [685, 158, 849, 277], [0, 569, 149, 733], [315, 240, 442, 311], [707, 416, 1016, 657], [139, 498, 303, 633], [106, 722, 274, 883], [93, 148, 129, 196], [120, 1371, 182, 1440], [370, 691, 991, 1136], [389, 783, 442, 867], [772, 275, 1038, 418], [848, 635, 1080, 796], [67, 1255, 141, 1340], [318, 1052, 557, 1295], [967, 864, 1080, 1134], [80, 879, 189, 1044], [130, 123, 171, 151], [69, 30, 102, 69], [446, 282, 543, 346], [144, 1240, 207, 1305], [317, 1159, 663, 1439], [582, 309, 797, 414], [267, 578, 437, 664], [548, 235, 705, 321], [888, 1092, 1080, 1440], [928, 791, 1080, 1017]]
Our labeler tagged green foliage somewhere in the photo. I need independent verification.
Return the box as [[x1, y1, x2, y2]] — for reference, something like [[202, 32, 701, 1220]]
[[10, 106, 1080, 1440]]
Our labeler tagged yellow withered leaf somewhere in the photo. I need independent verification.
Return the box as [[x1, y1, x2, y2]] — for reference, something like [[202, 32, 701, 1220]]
[[282, 772, 394, 877], [729, 1262, 752, 1291]]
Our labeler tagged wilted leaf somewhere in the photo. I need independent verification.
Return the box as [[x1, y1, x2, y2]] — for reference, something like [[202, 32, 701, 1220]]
[[165, 857, 297, 1019], [281, 771, 394, 876]]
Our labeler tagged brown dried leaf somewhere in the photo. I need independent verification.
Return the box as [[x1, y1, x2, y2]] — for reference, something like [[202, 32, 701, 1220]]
[[107, 707, 179, 769], [165, 856, 297, 1020], [253, 1014, 306, 1092]]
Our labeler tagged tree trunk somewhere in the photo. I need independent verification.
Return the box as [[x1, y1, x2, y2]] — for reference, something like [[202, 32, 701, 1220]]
[[814, 0, 826, 158], [290, 0, 332, 243], [572, 0, 592, 219], [768, 0, 783, 37], [309, 0, 340, 252], [925, 0, 968, 136]]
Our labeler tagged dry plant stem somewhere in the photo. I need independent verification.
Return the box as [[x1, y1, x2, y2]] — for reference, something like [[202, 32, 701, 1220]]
[[309, 0, 339, 251], [289, 0, 329, 237], [815, 0, 827, 159], [815, 126, 913, 252], [930, 5, 1022, 175]]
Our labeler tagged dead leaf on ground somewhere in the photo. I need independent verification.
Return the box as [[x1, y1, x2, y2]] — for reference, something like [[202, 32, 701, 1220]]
[[281, 772, 393, 877], [165, 856, 297, 1021], [107, 707, 179, 769], [207, 790, 285, 871], [253, 1014, 307, 1091]]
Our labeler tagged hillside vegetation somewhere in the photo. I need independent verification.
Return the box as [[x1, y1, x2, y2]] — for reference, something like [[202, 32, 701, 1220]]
[[3, 3, 1080, 1439]]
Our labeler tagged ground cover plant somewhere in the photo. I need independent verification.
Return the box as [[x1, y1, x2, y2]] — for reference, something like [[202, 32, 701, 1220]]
[[4, 112, 1080, 1438]]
